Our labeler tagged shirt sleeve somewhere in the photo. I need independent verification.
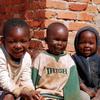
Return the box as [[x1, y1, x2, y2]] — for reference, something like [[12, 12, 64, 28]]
[[63, 65, 81, 100], [20, 52, 35, 90], [31, 53, 42, 87], [0, 54, 17, 92]]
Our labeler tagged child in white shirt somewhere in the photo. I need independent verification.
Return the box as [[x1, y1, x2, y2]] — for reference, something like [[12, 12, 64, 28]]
[[0, 18, 43, 100]]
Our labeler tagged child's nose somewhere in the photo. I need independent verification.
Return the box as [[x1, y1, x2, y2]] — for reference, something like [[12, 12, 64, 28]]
[[15, 42, 22, 48], [85, 43, 90, 47], [58, 41, 62, 44]]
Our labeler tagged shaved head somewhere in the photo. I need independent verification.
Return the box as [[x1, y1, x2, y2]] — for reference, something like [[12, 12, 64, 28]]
[[47, 22, 68, 38]]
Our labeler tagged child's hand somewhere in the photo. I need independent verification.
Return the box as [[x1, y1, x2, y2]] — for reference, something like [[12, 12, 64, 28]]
[[92, 97, 100, 100], [92, 89, 100, 100], [32, 91, 44, 100], [86, 88, 96, 97], [21, 87, 44, 100], [13, 87, 22, 97], [80, 83, 96, 97]]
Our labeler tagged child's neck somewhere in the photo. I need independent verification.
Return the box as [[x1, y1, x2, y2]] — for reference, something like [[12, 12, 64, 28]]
[[47, 50, 64, 56], [8, 56, 22, 68], [10, 55, 21, 63]]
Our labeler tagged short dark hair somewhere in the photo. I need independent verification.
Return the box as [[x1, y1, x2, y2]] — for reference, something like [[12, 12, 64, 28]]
[[46, 22, 68, 39], [47, 22, 68, 34], [3, 18, 29, 38]]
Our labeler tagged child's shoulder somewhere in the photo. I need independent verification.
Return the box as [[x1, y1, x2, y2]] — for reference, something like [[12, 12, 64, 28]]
[[32, 50, 47, 60], [49, 52, 75, 68], [90, 53, 100, 62], [23, 52, 32, 61], [0, 46, 8, 62], [64, 53, 76, 66], [0, 46, 6, 57], [25, 51, 31, 57]]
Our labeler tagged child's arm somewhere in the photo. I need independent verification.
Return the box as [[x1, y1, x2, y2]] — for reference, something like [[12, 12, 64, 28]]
[[20, 87, 44, 100], [31, 53, 41, 87], [63, 65, 81, 100], [80, 82, 96, 97], [0, 57, 19, 93], [12, 86, 23, 97], [20, 53, 44, 99], [20, 53, 35, 89]]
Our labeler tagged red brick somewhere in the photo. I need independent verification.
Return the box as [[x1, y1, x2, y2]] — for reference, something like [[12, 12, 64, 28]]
[[13, 13, 24, 19], [78, 12, 93, 21], [0, 13, 14, 19], [5, 5, 26, 13], [30, 1, 46, 10], [45, 11, 57, 19], [26, 10, 56, 19], [46, 1, 67, 9], [27, 20, 44, 28], [68, 22, 88, 31], [69, 3, 87, 11], [86, 5, 98, 13], [25, 11, 34, 20], [0, 1, 5, 5], [0, 0, 27, 6], [93, 15, 100, 29], [0, 19, 6, 35], [0, 0, 100, 47], [28, 19, 56, 29], [33, 30, 46, 39], [27, 19, 57, 29], [29, 40, 44, 50], [0, 7, 5, 13], [33, 10, 45, 19], [0, 14, 5, 20], [25, 10, 56, 20], [43, 19, 58, 28], [57, 11, 77, 20]]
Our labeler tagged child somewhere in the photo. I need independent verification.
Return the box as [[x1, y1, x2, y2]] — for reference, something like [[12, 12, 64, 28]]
[[32, 22, 81, 100], [0, 18, 43, 100], [72, 26, 100, 100]]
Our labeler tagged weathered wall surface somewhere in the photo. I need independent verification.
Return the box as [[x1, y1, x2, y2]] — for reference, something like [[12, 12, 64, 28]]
[[0, 0, 100, 54]]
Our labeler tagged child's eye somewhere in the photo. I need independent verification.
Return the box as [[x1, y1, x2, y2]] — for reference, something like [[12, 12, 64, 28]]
[[90, 42, 95, 45], [62, 40, 67, 43], [7, 40, 14, 44], [79, 41, 84, 44], [53, 39, 60, 42], [21, 40, 29, 43]]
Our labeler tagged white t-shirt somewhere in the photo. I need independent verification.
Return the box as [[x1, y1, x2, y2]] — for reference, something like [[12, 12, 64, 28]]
[[0, 46, 34, 92]]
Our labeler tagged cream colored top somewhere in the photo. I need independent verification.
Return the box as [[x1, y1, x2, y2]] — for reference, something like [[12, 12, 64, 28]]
[[0, 46, 34, 92]]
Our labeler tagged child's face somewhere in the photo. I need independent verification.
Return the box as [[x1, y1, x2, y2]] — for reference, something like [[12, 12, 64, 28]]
[[78, 31, 97, 57], [3, 26, 30, 61], [46, 28, 68, 55]]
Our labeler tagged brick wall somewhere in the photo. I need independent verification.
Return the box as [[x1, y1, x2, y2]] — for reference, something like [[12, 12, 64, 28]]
[[0, 0, 100, 54], [0, 0, 28, 34]]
